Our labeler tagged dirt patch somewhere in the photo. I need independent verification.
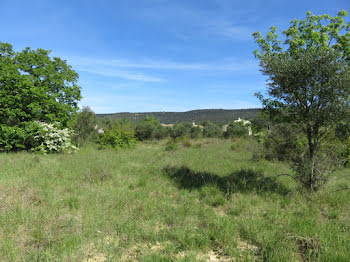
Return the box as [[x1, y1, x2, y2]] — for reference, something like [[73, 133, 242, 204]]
[[84, 253, 107, 262], [285, 235, 320, 262], [206, 250, 232, 261]]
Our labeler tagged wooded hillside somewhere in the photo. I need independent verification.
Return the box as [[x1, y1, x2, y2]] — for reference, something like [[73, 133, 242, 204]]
[[96, 108, 261, 124]]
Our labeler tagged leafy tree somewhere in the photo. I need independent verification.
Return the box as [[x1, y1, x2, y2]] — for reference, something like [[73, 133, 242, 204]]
[[73, 107, 98, 146], [224, 121, 248, 138], [135, 115, 167, 141], [253, 10, 350, 191], [0, 42, 81, 151], [203, 122, 222, 138], [171, 123, 192, 139]]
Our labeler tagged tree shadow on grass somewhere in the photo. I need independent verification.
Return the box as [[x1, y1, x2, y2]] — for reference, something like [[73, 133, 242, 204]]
[[163, 166, 290, 196]]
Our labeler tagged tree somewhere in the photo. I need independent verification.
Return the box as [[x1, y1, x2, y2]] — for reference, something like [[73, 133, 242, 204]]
[[73, 107, 97, 146], [253, 10, 350, 191], [0, 42, 81, 151]]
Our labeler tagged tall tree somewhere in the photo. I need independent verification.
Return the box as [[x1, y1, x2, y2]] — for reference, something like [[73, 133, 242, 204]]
[[0, 42, 81, 150], [253, 10, 350, 191]]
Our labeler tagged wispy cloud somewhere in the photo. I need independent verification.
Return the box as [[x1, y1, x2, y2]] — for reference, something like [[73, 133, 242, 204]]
[[64, 55, 257, 76], [77, 67, 164, 82]]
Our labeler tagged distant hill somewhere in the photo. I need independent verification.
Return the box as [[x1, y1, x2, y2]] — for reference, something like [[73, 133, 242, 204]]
[[96, 109, 261, 124]]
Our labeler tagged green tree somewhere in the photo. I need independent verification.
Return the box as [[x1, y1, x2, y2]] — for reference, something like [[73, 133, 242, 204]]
[[135, 115, 168, 141], [253, 10, 350, 191], [203, 122, 222, 138], [73, 107, 97, 146], [0, 42, 81, 151]]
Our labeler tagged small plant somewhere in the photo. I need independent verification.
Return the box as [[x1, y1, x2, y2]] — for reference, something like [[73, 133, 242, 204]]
[[165, 139, 178, 151], [182, 137, 192, 147]]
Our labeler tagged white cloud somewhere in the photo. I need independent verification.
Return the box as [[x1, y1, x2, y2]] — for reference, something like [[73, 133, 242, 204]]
[[64, 55, 257, 76]]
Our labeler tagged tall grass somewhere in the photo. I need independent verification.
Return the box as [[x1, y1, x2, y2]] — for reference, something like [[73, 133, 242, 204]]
[[0, 138, 349, 261]]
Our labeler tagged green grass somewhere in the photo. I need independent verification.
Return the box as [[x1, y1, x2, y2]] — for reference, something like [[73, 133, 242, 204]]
[[0, 138, 349, 261]]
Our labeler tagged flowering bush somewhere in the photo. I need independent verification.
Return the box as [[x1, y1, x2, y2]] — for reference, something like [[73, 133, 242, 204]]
[[33, 122, 77, 154]]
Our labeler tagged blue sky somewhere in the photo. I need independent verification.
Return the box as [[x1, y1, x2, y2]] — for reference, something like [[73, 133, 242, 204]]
[[1, 0, 349, 113]]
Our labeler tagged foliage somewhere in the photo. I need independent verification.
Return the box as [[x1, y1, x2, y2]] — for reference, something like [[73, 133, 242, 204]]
[[170, 122, 192, 138], [263, 123, 303, 161], [33, 122, 77, 154], [203, 122, 222, 138], [0, 122, 38, 151], [190, 126, 202, 138], [73, 107, 98, 146], [0, 42, 81, 127], [0, 42, 81, 152], [253, 10, 350, 191], [224, 121, 248, 138], [99, 120, 137, 149], [165, 141, 178, 151], [135, 115, 168, 141]]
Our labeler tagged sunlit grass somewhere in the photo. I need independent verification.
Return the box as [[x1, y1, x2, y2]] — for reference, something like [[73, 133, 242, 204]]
[[0, 138, 349, 261]]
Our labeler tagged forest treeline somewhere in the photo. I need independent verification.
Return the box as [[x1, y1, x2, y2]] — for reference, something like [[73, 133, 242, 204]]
[[96, 108, 261, 124]]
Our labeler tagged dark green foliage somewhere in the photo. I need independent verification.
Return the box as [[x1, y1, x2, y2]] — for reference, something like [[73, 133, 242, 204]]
[[0, 42, 81, 126], [263, 123, 302, 161], [202, 122, 222, 138], [97, 109, 261, 124], [165, 140, 178, 151], [0, 42, 81, 151], [99, 120, 137, 149], [0, 122, 40, 151], [190, 126, 202, 139], [253, 10, 350, 191], [135, 115, 168, 141], [224, 121, 248, 138], [73, 107, 98, 146], [170, 122, 192, 138]]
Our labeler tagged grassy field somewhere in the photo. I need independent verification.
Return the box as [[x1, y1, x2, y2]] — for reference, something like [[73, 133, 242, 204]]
[[0, 138, 349, 261]]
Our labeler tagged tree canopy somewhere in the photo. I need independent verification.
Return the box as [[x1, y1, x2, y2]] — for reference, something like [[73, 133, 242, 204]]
[[253, 10, 350, 191], [0, 42, 81, 127]]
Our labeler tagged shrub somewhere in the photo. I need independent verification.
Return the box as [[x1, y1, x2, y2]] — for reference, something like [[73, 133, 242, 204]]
[[135, 115, 168, 141], [171, 123, 192, 139], [0, 124, 31, 151], [165, 142, 178, 151], [224, 121, 248, 138], [203, 122, 222, 138], [182, 137, 192, 147], [100, 121, 137, 149], [190, 126, 202, 139], [33, 122, 77, 154]]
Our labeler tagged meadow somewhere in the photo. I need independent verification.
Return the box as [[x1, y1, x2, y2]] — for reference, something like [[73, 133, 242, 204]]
[[0, 138, 349, 261]]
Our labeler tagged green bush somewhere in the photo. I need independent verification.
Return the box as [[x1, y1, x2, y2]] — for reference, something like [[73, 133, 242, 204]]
[[171, 123, 192, 138], [203, 122, 222, 138], [0, 124, 31, 151], [135, 115, 168, 141], [165, 141, 178, 151], [224, 121, 248, 138], [190, 126, 202, 139], [100, 121, 137, 149], [0, 121, 76, 153]]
